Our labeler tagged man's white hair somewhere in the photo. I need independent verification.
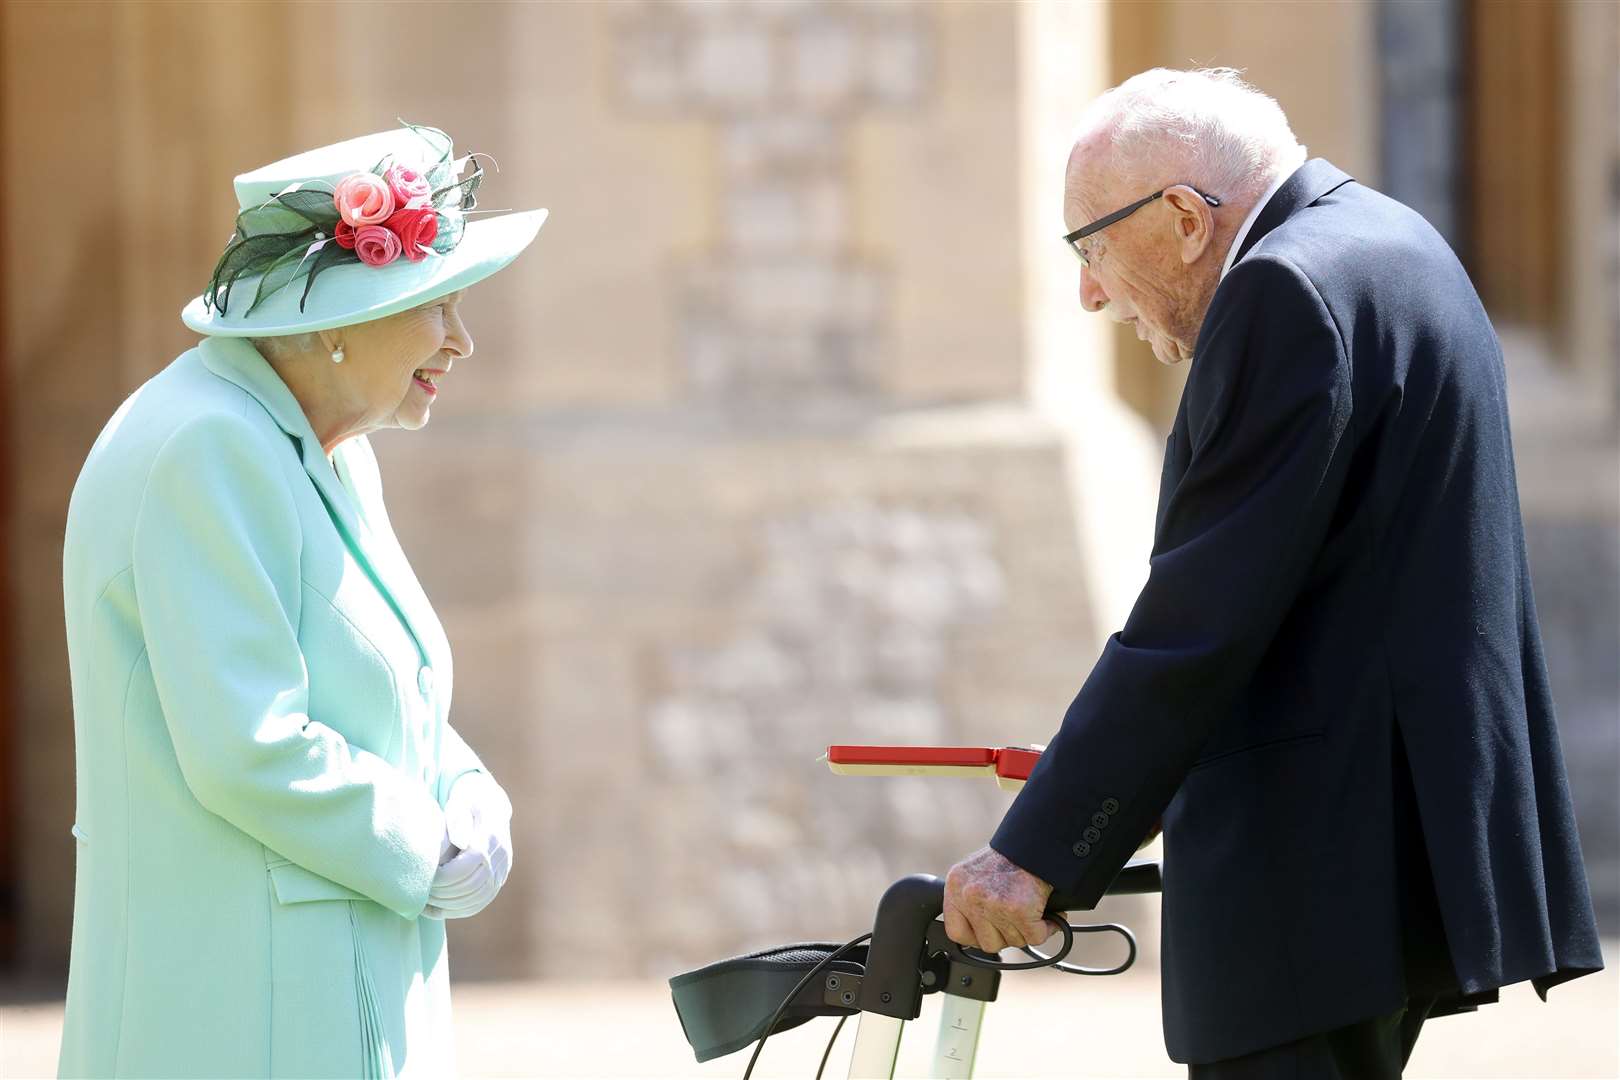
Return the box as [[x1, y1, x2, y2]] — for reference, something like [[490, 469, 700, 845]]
[[1077, 68, 1307, 200]]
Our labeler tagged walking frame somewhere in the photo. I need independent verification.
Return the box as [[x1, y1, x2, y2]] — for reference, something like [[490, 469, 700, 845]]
[[670, 744, 1163, 1078]]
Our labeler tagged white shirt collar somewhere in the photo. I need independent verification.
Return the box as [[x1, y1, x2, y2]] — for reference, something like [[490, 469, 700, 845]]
[[1220, 169, 1294, 279]]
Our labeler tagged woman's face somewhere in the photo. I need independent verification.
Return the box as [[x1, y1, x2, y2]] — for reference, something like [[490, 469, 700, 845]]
[[337, 289, 474, 433]]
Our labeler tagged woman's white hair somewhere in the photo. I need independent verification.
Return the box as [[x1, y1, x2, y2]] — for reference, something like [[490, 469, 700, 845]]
[[250, 332, 322, 364], [1079, 68, 1307, 201]]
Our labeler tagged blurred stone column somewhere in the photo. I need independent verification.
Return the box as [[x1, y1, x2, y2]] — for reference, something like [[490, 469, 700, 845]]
[[619, 1, 916, 399]]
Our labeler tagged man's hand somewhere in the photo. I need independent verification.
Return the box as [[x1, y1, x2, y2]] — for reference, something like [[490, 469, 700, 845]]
[[943, 845, 1058, 954]]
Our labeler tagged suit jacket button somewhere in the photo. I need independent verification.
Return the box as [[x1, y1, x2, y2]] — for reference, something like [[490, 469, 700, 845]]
[[1090, 811, 1109, 829], [1083, 826, 1102, 844], [1101, 797, 1120, 815], [1072, 840, 1092, 857]]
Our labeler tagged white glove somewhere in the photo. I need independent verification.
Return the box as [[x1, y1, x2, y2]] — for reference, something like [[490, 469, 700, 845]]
[[425, 772, 513, 920]]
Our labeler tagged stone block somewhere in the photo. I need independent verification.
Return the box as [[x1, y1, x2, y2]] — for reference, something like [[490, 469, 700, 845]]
[[723, 178, 846, 254], [678, 256, 889, 397], [615, 23, 690, 110], [721, 116, 842, 178], [861, 22, 931, 108], [690, 258, 882, 330], [788, 17, 861, 112], [689, 24, 773, 111]]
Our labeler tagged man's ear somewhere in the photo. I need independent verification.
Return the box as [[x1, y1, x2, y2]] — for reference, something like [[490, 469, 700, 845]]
[[1163, 185, 1217, 265]]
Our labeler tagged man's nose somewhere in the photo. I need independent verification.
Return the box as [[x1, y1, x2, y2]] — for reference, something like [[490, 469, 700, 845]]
[[1078, 265, 1108, 313]]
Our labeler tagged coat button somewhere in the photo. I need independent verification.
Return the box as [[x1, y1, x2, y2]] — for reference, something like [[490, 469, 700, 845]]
[[1072, 840, 1092, 858], [1083, 826, 1102, 844], [1090, 811, 1109, 829], [1101, 797, 1120, 815], [418, 666, 434, 696]]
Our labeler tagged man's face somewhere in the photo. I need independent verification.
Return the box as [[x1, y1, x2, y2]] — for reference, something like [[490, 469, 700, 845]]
[[1063, 145, 1220, 366]]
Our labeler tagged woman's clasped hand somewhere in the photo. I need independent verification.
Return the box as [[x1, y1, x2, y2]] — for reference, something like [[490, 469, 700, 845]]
[[426, 770, 514, 920]]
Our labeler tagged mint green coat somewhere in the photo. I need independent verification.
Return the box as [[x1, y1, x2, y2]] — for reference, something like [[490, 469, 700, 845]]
[[59, 336, 488, 1078]]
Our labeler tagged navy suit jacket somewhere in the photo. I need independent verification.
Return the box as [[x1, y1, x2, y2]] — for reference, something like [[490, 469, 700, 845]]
[[992, 159, 1603, 1064]]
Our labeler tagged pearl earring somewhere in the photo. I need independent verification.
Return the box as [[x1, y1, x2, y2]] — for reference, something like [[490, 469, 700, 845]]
[[331, 346, 345, 364]]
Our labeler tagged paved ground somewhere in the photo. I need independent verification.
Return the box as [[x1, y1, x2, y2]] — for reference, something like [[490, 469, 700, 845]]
[[4, 941, 1615, 1078]]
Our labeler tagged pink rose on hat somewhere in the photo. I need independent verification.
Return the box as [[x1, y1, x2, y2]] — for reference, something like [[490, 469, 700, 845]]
[[333, 172, 395, 227], [383, 162, 433, 209], [386, 205, 440, 262], [352, 223, 402, 267]]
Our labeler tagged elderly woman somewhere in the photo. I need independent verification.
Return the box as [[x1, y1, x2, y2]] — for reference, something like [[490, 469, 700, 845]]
[[57, 125, 545, 1078]]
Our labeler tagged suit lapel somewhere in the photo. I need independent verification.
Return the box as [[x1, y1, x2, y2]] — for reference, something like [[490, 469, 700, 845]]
[[197, 336, 433, 663], [1230, 158, 1356, 267]]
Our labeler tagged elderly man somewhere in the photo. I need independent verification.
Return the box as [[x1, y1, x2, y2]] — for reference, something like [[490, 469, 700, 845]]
[[943, 68, 1602, 1078]]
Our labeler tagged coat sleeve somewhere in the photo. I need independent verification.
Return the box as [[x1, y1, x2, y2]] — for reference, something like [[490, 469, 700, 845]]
[[436, 722, 489, 800], [131, 412, 445, 919], [991, 255, 1356, 905]]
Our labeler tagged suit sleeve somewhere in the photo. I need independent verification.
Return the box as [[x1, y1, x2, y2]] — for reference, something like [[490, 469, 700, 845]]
[[132, 412, 445, 919], [992, 255, 1355, 904]]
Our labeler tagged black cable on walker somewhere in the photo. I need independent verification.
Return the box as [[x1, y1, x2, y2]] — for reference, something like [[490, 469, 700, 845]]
[[742, 932, 872, 1080], [814, 1015, 848, 1080]]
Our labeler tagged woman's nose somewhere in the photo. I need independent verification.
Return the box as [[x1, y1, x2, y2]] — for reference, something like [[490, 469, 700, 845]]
[[444, 308, 474, 359], [1079, 264, 1109, 313]]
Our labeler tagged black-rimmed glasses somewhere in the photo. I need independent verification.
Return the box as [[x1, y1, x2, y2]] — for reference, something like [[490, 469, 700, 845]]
[[1064, 186, 1222, 265]]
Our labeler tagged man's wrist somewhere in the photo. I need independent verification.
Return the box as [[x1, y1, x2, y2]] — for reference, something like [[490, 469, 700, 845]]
[[988, 843, 1054, 898]]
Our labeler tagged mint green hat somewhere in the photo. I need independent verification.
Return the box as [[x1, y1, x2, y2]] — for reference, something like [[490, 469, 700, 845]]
[[181, 123, 546, 337]]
